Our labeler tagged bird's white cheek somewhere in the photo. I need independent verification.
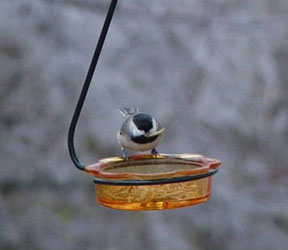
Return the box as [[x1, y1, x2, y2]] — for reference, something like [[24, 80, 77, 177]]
[[129, 121, 144, 136], [149, 118, 158, 133]]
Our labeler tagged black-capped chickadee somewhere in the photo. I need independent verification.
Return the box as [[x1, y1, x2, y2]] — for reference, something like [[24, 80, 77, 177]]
[[117, 107, 165, 160]]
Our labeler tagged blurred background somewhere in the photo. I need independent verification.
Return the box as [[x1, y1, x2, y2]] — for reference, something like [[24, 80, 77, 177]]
[[1, 0, 288, 249]]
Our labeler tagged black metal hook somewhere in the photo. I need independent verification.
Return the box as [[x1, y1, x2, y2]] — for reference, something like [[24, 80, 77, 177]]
[[93, 168, 218, 186], [68, 0, 119, 171]]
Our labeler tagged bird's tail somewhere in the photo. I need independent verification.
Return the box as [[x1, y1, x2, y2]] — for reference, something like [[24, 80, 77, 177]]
[[118, 107, 139, 117]]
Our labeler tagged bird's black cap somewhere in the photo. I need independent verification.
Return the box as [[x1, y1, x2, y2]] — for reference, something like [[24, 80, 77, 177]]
[[132, 113, 153, 132]]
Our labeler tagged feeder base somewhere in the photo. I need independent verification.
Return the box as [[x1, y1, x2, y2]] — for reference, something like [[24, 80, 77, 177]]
[[97, 194, 211, 210], [87, 154, 220, 211], [95, 175, 212, 211]]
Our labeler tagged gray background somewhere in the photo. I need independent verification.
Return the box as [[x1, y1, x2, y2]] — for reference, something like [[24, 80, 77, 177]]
[[1, 0, 288, 249]]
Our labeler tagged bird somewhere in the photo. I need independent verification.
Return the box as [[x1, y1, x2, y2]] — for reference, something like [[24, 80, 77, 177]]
[[117, 107, 165, 160]]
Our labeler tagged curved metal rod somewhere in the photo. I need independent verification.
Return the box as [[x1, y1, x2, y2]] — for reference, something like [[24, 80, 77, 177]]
[[68, 0, 119, 171], [93, 169, 218, 186]]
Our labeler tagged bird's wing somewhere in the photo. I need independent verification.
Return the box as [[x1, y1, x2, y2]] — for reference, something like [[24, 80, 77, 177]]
[[118, 107, 139, 117], [120, 118, 134, 137]]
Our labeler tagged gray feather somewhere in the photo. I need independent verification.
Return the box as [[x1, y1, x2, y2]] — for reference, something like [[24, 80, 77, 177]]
[[118, 107, 139, 117], [120, 117, 134, 137]]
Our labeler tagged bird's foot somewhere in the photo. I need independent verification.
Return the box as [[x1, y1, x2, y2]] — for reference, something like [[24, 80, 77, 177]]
[[121, 148, 129, 161], [151, 148, 160, 157]]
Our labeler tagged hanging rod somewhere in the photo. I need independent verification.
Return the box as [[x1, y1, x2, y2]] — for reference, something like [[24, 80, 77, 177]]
[[68, 0, 119, 171]]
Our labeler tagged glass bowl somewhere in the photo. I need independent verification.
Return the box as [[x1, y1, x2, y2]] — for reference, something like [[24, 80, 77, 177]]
[[85, 154, 221, 211]]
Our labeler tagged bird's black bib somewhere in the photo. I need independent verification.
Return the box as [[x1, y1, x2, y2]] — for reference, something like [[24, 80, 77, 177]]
[[131, 135, 159, 144]]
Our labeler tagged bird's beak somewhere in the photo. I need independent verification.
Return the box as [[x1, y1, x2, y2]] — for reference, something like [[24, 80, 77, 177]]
[[146, 128, 166, 137]]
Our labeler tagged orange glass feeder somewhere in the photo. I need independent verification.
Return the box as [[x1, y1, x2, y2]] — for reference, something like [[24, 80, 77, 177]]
[[67, 0, 221, 211], [85, 154, 221, 210]]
